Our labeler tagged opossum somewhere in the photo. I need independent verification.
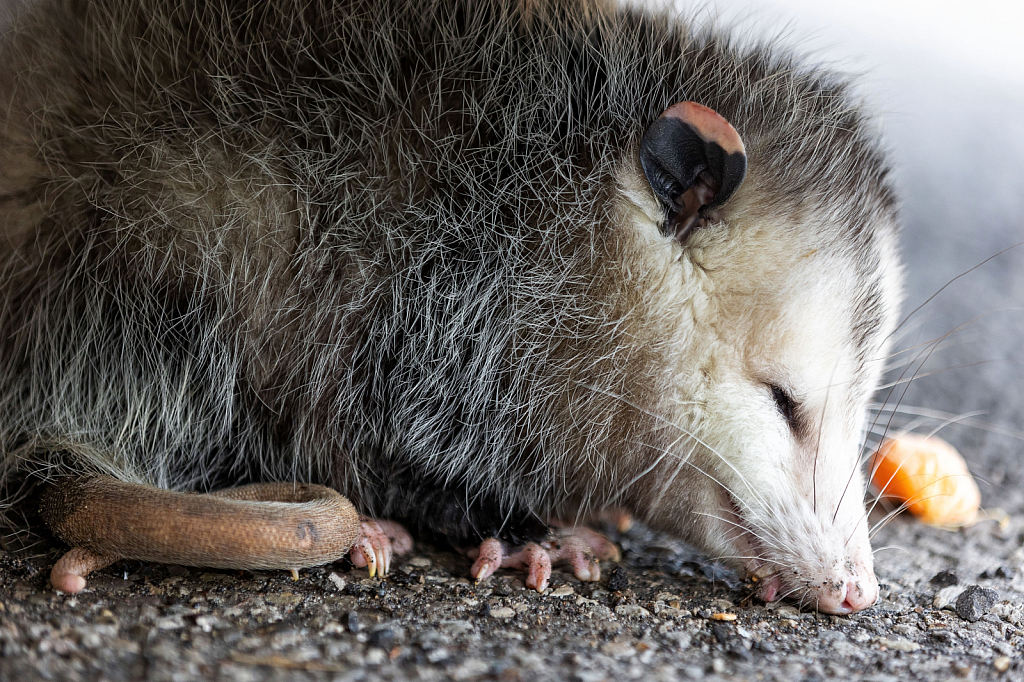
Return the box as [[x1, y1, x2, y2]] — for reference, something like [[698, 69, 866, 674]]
[[0, 0, 902, 613]]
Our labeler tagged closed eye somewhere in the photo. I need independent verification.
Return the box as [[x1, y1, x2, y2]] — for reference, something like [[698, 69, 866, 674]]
[[769, 384, 800, 432]]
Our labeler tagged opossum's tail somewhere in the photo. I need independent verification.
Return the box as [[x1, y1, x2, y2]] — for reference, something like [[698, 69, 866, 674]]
[[39, 476, 360, 592]]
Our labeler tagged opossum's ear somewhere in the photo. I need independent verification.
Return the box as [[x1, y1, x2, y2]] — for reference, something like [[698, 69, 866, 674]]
[[640, 101, 746, 241]]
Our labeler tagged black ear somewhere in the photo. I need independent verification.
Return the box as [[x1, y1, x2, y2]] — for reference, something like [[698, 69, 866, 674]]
[[640, 101, 747, 241]]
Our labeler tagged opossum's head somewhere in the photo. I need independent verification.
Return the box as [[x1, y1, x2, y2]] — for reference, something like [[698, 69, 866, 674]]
[[609, 101, 902, 614]]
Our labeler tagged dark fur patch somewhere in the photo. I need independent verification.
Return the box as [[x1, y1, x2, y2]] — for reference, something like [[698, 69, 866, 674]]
[[365, 467, 549, 548]]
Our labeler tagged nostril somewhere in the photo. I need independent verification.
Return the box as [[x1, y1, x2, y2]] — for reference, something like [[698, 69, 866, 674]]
[[841, 579, 875, 613], [833, 580, 854, 614], [822, 578, 875, 615]]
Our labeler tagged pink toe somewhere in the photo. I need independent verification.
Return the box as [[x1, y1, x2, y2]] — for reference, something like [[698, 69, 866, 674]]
[[546, 536, 602, 582], [521, 544, 551, 593], [557, 527, 620, 561], [571, 554, 599, 582], [375, 520, 413, 555], [349, 535, 368, 567], [471, 538, 503, 580]]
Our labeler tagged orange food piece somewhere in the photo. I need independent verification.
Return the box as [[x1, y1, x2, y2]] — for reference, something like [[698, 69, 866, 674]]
[[870, 434, 980, 526]]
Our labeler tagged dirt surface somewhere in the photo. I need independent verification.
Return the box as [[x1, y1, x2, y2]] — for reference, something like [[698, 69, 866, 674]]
[[2, 510, 1024, 682]]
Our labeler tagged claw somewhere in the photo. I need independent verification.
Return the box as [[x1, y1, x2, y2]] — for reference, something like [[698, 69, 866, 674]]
[[572, 556, 600, 582], [290, 569, 299, 581], [521, 544, 552, 593], [349, 518, 412, 579], [470, 538, 503, 582]]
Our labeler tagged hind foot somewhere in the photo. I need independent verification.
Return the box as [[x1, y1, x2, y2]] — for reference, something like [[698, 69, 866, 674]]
[[348, 518, 413, 577], [469, 527, 620, 593]]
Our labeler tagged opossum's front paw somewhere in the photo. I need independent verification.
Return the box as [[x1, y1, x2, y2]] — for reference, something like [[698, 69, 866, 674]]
[[469, 527, 620, 593], [348, 518, 412, 578]]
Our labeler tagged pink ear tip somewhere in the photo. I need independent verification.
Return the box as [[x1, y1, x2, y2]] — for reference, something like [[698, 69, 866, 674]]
[[660, 101, 745, 156]]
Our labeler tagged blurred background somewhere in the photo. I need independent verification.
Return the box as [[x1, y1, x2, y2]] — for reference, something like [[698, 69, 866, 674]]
[[657, 0, 1024, 513]]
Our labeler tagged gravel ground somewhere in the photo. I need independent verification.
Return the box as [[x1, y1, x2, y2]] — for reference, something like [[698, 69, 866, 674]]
[[2, 511, 1024, 682]]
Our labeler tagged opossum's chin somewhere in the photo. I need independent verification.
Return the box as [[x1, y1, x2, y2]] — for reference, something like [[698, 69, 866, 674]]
[[717, 493, 879, 615]]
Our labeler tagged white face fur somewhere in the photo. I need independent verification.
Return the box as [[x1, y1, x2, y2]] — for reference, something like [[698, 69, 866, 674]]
[[614, 162, 903, 613]]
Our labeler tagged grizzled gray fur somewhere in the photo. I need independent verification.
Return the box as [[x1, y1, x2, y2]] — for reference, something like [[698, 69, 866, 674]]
[[0, 0, 901, 611]]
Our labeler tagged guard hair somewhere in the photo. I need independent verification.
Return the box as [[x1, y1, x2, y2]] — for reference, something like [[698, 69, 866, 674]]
[[0, 0, 902, 611]]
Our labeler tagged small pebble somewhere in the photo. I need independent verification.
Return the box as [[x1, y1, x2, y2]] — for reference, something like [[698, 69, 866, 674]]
[[952, 662, 973, 677], [774, 605, 800, 618], [682, 665, 704, 679], [451, 660, 490, 680], [727, 642, 752, 661], [489, 607, 515, 619], [600, 641, 636, 659], [934, 586, 964, 610], [440, 620, 474, 635], [994, 656, 1011, 672], [877, 637, 921, 652], [328, 572, 346, 591], [606, 566, 629, 592], [367, 628, 395, 650], [711, 613, 737, 621], [954, 585, 998, 623], [614, 604, 650, 618], [346, 611, 361, 634], [980, 566, 1016, 580], [550, 585, 574, 598], [930, 570, 960, 588]]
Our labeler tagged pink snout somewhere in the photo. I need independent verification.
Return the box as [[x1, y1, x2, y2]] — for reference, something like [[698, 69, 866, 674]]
[[757, 564, 878, 614], [812, 568, 879, 614]]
